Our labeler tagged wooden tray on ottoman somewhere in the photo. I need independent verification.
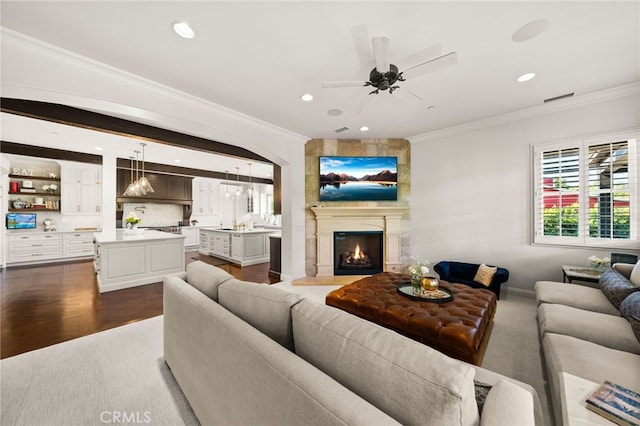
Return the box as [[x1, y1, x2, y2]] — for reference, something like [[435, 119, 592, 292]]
[[325, 272, 497, 365]]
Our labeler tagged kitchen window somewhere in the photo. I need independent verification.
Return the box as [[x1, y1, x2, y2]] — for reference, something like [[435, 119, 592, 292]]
[[532, 130, 639, 248]]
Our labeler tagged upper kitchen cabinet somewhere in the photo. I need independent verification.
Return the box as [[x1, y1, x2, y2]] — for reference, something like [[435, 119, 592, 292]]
[[192, 177, 218, 215], [61, 163, 102, 214]]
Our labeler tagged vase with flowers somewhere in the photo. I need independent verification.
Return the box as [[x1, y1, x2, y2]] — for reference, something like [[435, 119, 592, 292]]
[[125, 212, 142, 234], [588, 255, 610, 271], [408, 256, 430, 295]]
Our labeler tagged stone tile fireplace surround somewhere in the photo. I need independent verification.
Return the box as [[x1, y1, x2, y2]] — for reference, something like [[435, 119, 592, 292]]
[[311, 206, 408, 276]]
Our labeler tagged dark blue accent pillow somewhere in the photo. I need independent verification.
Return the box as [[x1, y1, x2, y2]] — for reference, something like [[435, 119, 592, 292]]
[[620, 292, 640, 344], [600, 268, 640, 310]]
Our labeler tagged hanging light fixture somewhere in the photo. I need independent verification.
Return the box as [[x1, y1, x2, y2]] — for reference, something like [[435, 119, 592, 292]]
[[224, 170, 230, 198], [235, 166, 242, 197], [133, 149, 146, 196], [138, 143, 154, 194], [247, 162, 255, 197], [123, 156, 139, 196]]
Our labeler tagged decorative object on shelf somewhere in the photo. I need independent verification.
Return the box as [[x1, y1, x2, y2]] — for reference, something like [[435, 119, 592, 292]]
[[43, 218, 56, 232], [408, 256, 430, 296], [588, 255, 611, 271], [42, 183, 58, 193], [191, 219, 199, 226]]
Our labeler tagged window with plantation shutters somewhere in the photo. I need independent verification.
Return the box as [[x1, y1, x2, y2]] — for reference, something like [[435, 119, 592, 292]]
[[533, 130, 638, 248]]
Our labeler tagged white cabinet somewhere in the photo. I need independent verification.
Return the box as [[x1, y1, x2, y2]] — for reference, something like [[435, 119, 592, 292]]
[[63, 232, 95, 258], [61, 164, 102, 214], [198, 229, 270, 266], [181, 227, 199, 248], [7, 233, 63, 263], [193, 178, 218, 216]]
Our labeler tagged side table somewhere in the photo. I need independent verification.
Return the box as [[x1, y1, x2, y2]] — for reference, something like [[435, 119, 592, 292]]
[[561, 265, 603, 284], [559, 372, 611, 425]]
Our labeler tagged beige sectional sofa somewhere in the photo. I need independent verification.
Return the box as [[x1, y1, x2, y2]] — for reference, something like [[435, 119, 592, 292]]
[[535, 262, 640, 426], [164, 261, 542, 426]]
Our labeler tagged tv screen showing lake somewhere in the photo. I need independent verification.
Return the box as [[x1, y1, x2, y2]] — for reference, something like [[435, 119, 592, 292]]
[[319, 156, 398, 201], [320, 181, 397, 201]]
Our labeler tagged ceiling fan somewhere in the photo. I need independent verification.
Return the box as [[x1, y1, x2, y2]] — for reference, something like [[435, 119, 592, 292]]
[[321, 35, 457, 108]]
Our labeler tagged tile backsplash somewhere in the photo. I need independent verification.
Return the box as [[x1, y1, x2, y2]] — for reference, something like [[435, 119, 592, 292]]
[[123, 203, 183, 227]]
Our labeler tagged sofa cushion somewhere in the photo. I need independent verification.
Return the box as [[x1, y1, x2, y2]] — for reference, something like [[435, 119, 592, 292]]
[[535, 281, 620, 315], [600, 268, 640, 310], [186, 261, 235, 301], [631, 260, 640, 286], [474, 264, 497, 287], [292, 299, 480, 426], [620, 291, 640, 344], [480, 379, 535, 426], [218, 280, 303, 351], [542, 333, 640, 401], [538, 303, 640, 354]]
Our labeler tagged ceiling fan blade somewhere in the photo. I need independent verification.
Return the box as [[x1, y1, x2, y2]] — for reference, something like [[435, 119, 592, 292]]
[[395, 44, 442, 72], [321, 81, 368, 88], [351, 25, 373, 69], [395, 88, 422, 105], [354, 95, 375, 114], [372, 36, 390, 73], [401, 51, 458, 80]]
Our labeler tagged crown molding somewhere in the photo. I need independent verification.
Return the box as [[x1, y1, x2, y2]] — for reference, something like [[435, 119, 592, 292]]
[[0, 27, 308, 145], [409, 82, 640, 143]]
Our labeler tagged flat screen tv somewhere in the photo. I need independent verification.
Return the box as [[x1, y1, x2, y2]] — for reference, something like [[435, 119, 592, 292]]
[[6, 213, 37, 229], [319, 156, 398, 201]]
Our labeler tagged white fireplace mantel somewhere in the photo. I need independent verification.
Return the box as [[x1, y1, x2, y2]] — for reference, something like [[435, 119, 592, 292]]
[[311, 206, 408, 276]]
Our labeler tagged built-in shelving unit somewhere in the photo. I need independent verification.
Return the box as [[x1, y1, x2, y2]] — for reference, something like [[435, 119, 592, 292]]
[[8, 170, 62, 212]]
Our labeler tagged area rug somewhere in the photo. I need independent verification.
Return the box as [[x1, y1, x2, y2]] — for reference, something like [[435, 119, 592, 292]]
[[0, 316, 199, 426], [291, 275, 370, 286]]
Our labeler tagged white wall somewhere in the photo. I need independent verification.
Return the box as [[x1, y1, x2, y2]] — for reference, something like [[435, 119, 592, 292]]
[[410, 92, 640, 293]]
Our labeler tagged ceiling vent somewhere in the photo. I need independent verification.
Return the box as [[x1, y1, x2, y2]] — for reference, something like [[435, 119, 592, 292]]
[[543, 92, 575, 103], [334, 126, 349, 133]]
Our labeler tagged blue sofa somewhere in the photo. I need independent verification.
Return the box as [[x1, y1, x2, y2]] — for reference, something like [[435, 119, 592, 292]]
[[433, 261, 509, 299]]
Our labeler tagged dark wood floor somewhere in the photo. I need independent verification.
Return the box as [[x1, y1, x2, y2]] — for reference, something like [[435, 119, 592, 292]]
[[0, 253, 278, 359]]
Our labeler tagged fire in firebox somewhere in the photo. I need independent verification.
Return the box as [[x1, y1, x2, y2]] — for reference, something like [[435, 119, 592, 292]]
[[340, 243, 373, 269]]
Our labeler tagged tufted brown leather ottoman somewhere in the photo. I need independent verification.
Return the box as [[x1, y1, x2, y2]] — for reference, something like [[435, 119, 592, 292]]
[[325, 272, 497, 365]]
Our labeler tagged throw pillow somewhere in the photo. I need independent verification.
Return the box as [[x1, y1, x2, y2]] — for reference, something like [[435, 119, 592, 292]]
[[630, 260, 640, 287], [600, 268, 640, 310], [474, 263, 498, 287], [474, 381, 492, 414], [620, 292, 640, 344]]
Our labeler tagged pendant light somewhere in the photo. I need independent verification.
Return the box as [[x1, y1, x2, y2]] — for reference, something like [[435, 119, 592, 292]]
[[123, 156, 139, 196], [247, 162, 255, 197], [133, 149, 146, 196], [235, 166, 242, 197], [224, 170, 230, 198], [138, 143, 154, 193]]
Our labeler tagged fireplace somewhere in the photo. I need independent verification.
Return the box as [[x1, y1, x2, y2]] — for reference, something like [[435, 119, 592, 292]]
[[334, 231, 383, 275]]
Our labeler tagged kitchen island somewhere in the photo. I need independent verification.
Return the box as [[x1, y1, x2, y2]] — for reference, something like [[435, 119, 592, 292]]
[[93, 230, 185, 293], [199, 227, 277, 266]]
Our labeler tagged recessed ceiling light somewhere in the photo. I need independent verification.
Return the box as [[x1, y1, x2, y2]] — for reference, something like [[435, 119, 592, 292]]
[[327, 108, 343, 116], [95, 146, 104, 151], [173, 21, 195, 39], [512, 19, 549, 42], [517, 72, 536, 82], [174, 159, 181, 163], [427, 105, 436, 110], [360, 126, 369, 132], [300, 93, 314, 102]]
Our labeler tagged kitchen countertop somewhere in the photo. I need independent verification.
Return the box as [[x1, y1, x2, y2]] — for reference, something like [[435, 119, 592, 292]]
[[199, 227, 277, 234], [94, 229, 186, 243]]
